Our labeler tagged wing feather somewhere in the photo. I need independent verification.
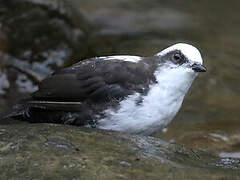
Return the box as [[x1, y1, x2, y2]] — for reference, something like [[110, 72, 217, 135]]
[[33, 57, 155, 103]]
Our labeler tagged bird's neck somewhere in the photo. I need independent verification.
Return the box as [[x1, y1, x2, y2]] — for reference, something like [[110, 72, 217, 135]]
[[154, 66, 197, 99]]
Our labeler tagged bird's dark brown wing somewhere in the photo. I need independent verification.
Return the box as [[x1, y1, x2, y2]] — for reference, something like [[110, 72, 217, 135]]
[[33, 57, 156, 103], [4, 57, 158, 123]]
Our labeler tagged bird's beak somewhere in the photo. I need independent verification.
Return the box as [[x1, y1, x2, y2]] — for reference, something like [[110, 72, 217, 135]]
[[191, 63, 207, 72]]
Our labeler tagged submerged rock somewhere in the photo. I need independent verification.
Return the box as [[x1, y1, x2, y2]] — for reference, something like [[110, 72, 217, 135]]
[[0, 124, 239, 179]]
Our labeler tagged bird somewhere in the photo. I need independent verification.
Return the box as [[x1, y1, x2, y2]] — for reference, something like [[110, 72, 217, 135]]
[[6, 43, 206, 135]]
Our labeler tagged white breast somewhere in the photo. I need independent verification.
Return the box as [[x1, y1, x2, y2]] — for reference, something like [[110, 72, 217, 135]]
[[97, 65, 197, 135]]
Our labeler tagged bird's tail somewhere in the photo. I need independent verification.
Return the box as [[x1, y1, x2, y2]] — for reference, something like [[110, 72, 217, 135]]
[[1, 103, 29, 121], [1, 100, 85, 125]]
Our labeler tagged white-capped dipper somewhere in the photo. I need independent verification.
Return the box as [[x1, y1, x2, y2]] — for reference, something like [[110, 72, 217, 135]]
[[7, 43, 206, 135]]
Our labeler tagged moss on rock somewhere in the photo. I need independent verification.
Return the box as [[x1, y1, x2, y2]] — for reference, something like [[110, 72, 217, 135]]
[[0, 124, 239, 179]]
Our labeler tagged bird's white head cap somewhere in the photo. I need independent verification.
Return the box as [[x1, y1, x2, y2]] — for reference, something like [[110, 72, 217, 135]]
[[156, 43, 203, 65]]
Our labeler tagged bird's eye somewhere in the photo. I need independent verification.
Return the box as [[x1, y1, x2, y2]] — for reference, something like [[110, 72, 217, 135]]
[[173, 53, 181, 62]]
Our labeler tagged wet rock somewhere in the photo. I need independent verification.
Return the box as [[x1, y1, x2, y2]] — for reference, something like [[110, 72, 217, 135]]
[[0, 0, 98, 116], [0, 71, 9, 95], [0, 124, 239, 179], [1, 1, 86, 70]]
